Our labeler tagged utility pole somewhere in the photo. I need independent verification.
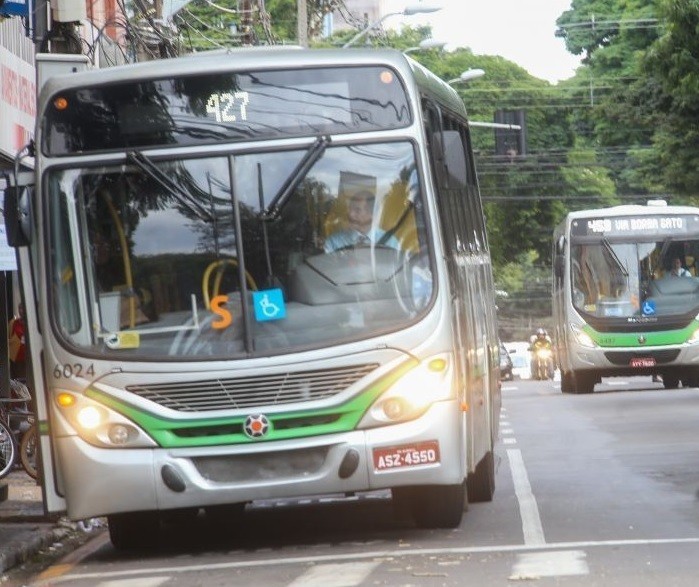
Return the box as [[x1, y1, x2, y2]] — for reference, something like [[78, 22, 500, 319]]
[[297, 0, 308, 47], [240, 0, 253, 45]]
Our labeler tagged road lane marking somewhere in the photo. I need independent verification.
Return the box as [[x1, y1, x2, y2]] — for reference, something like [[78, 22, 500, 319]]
[[510, 550, 588, 579], [507, 448, 546, 545], [503, 437, 517, 444], [287, 562, 380, 587], [34, 537, 699, 584]]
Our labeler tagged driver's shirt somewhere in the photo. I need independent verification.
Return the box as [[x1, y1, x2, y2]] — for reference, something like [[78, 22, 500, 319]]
[[324, 228, 400, 252]]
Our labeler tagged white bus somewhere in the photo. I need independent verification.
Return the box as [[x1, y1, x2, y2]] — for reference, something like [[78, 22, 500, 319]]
[[4, 48, 500, 549], [553, 200, 699, 393]]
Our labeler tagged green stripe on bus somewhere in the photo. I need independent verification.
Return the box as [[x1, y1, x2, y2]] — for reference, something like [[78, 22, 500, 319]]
[[85, 358, 418, 449], [583, 321, 699, 347]]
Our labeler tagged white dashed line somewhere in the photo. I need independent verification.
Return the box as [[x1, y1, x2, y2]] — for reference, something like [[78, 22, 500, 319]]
[[507, 448, 546, 545]]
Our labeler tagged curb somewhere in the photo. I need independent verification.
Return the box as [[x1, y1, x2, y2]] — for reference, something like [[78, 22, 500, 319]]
[[0, 525, 72, 575]]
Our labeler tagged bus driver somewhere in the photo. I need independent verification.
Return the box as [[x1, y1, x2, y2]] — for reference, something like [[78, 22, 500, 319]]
[[324, 190, 399, 252]]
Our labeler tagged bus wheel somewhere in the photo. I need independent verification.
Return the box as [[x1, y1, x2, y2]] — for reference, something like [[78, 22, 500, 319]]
[[561, 371, 575, 394], [573, 371, 595, 394], [108, 511, 160, 551], [663, 375, 680, 389], [467, 450, 495, 503], [394, 483, 466, 528]]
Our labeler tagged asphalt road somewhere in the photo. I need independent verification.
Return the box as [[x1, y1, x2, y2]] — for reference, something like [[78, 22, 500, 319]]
[[15, 376, 699, 586]]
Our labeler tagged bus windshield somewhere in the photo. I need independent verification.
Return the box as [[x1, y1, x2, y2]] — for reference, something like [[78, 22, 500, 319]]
[[571, 238, 699, 319], [48, 141, 433, 359]]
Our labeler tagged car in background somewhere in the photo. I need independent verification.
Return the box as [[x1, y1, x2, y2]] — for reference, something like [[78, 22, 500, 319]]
[[504, 341, 532, 380], [499, 342, 513, 380]]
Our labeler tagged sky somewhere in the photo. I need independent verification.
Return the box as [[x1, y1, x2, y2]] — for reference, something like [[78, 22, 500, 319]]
[[382, 0, 583, 83]]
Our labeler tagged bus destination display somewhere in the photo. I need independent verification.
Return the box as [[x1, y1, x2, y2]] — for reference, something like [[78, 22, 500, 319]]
[[571, 215, 699, 238]]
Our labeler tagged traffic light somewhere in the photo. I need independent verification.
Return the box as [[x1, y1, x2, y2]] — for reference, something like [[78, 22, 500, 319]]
[[494, 110, 527, 157]]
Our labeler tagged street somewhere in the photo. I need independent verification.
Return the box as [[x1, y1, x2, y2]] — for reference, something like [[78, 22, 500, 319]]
[[15, 376, 699, 586]]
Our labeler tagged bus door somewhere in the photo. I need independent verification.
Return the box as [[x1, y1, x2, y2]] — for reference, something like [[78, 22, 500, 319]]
[[4, 174, 68, 513]]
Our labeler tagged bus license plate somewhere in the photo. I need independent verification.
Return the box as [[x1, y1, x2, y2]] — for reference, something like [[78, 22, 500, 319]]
[[630, 357, 655, 368], [373, 441, 440, 471]]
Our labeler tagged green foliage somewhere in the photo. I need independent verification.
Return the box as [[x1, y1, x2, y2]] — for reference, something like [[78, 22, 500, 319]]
[[642, 0, 699, 197]]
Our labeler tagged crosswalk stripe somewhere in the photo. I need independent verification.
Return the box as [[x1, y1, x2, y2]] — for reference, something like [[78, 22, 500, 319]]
[[510, 550, 589, 579], [99, 578, 169, 587], [287, 562, 380, 587]]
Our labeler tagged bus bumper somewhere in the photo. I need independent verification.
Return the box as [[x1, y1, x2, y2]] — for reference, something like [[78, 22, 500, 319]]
[[55, 401, 466, 520], [567, 343, 699, 377]]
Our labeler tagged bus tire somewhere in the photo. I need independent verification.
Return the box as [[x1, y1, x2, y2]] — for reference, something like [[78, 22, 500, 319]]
[[663, 375, 680, 389], [108, 511, 160, 551], [561, 371, 575, 394], [573, 371, 595, 394], [394, 483, 466, 529], [467, 450, 495, 503]]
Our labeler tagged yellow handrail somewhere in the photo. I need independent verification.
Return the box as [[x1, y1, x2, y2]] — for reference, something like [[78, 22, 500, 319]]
[[202, 259, 258, 309]]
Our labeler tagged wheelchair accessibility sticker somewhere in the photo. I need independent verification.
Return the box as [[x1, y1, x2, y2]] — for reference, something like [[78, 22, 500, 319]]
[[253, 289, 286, 322], [642, 300, 656, 316]]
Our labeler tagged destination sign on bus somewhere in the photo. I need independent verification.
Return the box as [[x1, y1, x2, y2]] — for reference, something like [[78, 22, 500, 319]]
[[43, 66, 411, 156], [571, 215, 699, 238]]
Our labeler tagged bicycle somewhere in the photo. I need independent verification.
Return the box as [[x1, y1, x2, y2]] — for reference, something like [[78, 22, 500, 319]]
[[0, 416, 17, 480], [0, 379, 37, 480], [19, 420, 38, 479]]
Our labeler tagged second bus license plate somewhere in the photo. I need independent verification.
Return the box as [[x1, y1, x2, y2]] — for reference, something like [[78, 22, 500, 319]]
[[373, 440, 440, 471], [630, 357, 656, 367]]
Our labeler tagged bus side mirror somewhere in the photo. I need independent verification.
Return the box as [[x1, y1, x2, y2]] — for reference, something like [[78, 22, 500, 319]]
[[3, 185, 33, 247], [554, 254, 565, 279], [556, 235, 565, 255]]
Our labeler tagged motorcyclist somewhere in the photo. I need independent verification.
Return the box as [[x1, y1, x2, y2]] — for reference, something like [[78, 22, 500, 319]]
[[529, 328, 554, 380]]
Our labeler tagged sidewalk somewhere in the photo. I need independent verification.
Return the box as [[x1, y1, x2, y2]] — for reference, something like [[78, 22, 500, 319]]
[[0, 470, 75, 576]]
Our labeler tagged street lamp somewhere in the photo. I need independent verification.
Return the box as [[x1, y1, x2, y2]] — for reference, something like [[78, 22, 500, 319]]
[[404, 38, 447, 54], [448, 68, 485, 85], [342, 5, 442, 48]]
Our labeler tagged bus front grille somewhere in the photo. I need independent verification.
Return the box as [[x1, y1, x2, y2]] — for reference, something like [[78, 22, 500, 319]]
[[125, 364, 379, 412]]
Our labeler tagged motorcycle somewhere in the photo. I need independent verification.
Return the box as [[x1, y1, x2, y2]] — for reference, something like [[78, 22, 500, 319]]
[[533, 347, 554, 380]]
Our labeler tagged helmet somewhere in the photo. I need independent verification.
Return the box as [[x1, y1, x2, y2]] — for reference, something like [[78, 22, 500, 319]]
[[536, 328, 547, 338]]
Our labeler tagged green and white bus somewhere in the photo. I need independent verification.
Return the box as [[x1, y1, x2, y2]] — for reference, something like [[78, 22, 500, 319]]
[[552, 200, 699, 393], [4, 48, 500, 549]]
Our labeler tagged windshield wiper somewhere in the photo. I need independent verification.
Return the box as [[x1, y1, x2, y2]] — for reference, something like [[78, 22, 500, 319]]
[[601, 238, 628, 277], [127, 151, 213, 222], [259, 135, 330, 221]]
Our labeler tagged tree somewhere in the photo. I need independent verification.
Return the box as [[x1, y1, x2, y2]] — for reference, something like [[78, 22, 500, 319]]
[[643, 0, 699, 197]]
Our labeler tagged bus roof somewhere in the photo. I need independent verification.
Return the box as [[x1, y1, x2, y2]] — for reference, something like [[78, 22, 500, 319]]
[[562, 201, 699, 222]]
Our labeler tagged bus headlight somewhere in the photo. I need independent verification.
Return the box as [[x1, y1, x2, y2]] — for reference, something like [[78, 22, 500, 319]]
[[76, 406, 102, 429], [571, 323, 596, 348], [55, 391, 157, 448], [357, 354, 454, 428]]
